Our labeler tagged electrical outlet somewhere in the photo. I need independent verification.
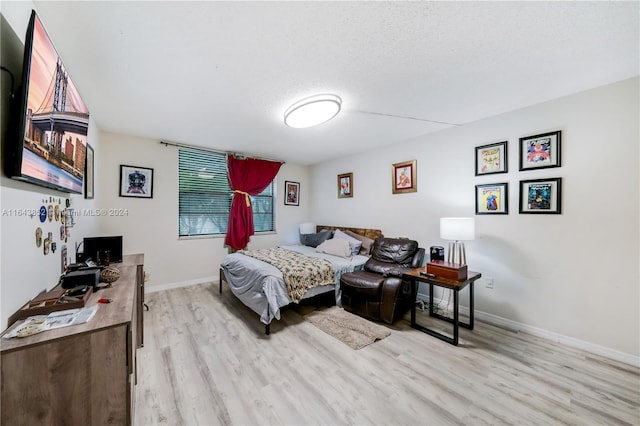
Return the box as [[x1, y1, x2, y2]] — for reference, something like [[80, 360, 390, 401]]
[[485, 277, 494, 289]]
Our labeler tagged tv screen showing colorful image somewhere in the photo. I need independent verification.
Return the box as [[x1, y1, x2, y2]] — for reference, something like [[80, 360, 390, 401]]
[[9, 10, 90, 194]]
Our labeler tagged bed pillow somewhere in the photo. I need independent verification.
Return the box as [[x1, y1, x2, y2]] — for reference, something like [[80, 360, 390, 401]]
[[333, 229, 363, 257], [344, 230, 375, 256], [301, 229, 333, 248], [315, 238, 352, 258]]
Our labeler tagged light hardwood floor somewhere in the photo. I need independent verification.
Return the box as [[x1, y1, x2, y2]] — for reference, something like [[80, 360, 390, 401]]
[[134, 283, 640, 426]]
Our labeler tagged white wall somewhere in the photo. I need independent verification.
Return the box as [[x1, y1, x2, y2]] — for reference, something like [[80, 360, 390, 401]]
[[0, 2, 101, 328], [2, 1, 636, 364], [96, 132, 310, 291], [309, 77, 639, 361]]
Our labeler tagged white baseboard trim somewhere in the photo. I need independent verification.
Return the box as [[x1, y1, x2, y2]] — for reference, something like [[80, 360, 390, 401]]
[[145, 276, 217, 294], [416, 292, 639, 367]]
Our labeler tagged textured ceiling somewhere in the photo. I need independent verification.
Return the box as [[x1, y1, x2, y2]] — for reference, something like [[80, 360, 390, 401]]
[[25, 1, 640, 164]]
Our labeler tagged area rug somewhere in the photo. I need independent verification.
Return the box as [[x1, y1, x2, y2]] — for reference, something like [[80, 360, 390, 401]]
[[304, 306, 391, 350]]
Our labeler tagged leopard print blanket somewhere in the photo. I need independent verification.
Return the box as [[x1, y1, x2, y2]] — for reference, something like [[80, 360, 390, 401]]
[[238, 247, 334, 303]]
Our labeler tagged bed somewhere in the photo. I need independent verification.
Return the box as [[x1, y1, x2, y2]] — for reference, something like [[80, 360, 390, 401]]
[[219, 225, 383, 334]]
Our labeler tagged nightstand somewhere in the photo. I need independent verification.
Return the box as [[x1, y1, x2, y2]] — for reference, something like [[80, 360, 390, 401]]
[[403, 268, 481, 346]]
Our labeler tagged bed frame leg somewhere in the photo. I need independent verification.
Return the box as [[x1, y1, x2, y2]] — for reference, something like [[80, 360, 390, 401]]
[[219, 267, 225, 294], [265, 323, 270, 335]]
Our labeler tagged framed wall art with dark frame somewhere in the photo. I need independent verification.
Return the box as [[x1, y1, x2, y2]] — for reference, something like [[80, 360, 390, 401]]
[[519, 130, 561, 171], [475, 182, 509, 215], [119, 165, 154, 199], [392, 160, 417, 194], [475, 141, 508, 176], [519, 177, 562, 214], [337, 172, 353, 198], [84, 144, 94, 199], [284, 180, 300, 206]]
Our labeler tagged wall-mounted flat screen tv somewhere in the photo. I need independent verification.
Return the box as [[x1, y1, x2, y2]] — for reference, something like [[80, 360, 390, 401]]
[[6, 10, 90, 194]]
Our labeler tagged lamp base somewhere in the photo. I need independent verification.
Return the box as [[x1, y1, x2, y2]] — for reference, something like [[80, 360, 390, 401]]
[[447, 241, 467, 265]]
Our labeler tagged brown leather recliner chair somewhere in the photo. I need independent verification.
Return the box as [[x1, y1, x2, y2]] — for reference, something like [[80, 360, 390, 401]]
[[340, 237, 425, 324]]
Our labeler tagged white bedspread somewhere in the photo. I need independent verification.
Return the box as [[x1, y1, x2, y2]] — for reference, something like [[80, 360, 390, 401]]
[[221, 245, 368, 325]]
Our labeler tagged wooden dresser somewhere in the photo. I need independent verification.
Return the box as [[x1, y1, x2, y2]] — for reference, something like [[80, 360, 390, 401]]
[[1, 254, 144, 425]]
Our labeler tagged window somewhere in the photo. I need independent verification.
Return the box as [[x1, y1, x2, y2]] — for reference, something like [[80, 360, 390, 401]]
[[178, 149, 275, 237]]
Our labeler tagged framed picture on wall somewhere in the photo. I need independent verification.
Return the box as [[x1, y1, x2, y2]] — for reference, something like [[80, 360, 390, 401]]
[[519, 130, 561, 171], [119, 165, 154, 198], [84, 144, 94, 199], [392, 160, 417, 194], [284, 181, 300, 206], [519, 177, 562, 214], [475, 141, 508, 176], [475, 182, 509, 214], [337, 172, 353, 198]]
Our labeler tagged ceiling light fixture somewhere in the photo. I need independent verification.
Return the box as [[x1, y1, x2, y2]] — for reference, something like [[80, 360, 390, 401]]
[[284, 94, 342, 128]]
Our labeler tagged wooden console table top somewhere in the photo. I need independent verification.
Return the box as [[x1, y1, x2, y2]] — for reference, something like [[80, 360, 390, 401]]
[[1, 254, 143, 353]]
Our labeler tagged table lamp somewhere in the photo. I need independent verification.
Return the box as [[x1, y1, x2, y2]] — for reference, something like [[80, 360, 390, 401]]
[[299, 222, 316, 245], [440, 217, 475, 265]]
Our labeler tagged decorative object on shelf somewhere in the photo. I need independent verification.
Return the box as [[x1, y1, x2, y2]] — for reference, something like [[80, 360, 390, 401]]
[[337, 172, 353, 198], [119, 165, 154, 198], [100, 266, 121, 284], [475, 141, 508, 175], [392, 159, 417, 194], [440, 217, 475, 265], [284, 181, 300, 206], [475, 182, 509, 214], [519, 130, 561, 171], [85, 144, 94, 199], [283, 94, 342, 128], [519, 177, 562, 214]]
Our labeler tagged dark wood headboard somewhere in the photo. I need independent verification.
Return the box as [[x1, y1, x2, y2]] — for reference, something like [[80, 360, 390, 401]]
[[316, 225, 383, 241]]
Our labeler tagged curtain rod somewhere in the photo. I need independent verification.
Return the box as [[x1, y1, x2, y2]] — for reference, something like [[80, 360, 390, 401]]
[[159, 140, 285, 164]]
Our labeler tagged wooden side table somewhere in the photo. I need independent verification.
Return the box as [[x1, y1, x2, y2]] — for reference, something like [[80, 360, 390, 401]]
[[404, 268, 481, 346]]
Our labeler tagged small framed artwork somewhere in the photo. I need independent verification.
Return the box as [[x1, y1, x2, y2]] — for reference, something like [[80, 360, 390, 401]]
[[475, 141, 507, 176], [519, 177, 562, 214], [84, 144, 94, 199], [337, 173, 353, 198], [476, 183, 509, 214], [519, 130, 561, 171], [284, 181, 300, 206], [119, 165, 154, 198], [392, 160, 417, 194]]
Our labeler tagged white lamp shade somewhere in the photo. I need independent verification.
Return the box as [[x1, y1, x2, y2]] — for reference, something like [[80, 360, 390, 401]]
[[299, 222, 316, 235], [284, 94, 341, 128], [440, 218, 475, 241]]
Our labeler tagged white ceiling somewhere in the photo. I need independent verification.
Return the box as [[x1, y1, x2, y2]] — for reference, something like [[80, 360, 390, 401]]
[[31, 1, 639, 165]]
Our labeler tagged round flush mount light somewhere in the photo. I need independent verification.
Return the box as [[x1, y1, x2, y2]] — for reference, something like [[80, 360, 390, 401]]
[[284, 94, 342, 128]]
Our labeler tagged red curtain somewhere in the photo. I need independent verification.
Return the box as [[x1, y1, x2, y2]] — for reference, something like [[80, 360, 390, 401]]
[[225, 155, 282, 250]]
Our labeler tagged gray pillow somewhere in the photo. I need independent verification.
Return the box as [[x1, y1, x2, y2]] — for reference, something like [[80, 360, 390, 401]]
[[344, 230, 375, 256], [301, 229, 333, 247], [333, 229, 363, 257]]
